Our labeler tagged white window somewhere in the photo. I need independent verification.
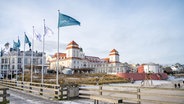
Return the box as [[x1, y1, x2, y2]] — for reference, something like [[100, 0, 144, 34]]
[[76, 51, 78, 57], [74, 50, 75, 57]]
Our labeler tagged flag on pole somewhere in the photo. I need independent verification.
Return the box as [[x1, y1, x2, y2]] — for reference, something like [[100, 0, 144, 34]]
[[35, 31, 42, 42], [13, 41, 18, 49], [13, 38, 21, 50], [4, 42, 10, 54], [1, 48, 3, 56], [56, 11, 80, 85], [58, 13, 80, 28], [45, 26, 54, 36], [25, 34, 31, 47], [17, 38, 20, 47]]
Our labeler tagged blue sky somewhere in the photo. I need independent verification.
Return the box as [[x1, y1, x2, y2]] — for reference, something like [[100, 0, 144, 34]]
[[0, 0, 184, 65]]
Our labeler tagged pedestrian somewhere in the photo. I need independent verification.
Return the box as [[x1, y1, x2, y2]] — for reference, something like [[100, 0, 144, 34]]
[[174, 84, 177, 88], [141, 80, 144, 85], [178, 83, 180, 88], [183, 80, 184, 84]]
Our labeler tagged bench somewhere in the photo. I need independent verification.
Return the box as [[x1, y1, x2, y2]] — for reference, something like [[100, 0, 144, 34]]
[[90, 95, 123, 104]]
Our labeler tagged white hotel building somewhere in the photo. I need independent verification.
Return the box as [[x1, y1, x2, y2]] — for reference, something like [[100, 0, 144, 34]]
[[0, 50, 46, 75], [48, 41, 129, 74]]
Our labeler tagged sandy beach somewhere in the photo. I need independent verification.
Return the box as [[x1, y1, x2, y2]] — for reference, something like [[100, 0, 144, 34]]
[[108, 76, 184, 88]]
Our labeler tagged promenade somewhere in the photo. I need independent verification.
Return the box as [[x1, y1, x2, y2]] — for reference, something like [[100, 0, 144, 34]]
[[9, 89, 93, 104], [2, 76, 184, 104]]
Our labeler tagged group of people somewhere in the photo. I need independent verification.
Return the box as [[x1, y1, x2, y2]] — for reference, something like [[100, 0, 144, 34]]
[[174, 81, 184, 88], [174, 83, 181, 88]]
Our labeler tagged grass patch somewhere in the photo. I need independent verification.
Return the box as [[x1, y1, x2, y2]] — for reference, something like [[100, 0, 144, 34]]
[[21, 73, 128, 85]]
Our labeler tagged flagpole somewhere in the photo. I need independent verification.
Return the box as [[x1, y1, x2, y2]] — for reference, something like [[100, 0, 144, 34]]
[[1, 48, 5, 79], [42, 19, 45, 84], [31, 26, 34, 83], [16, 47, 18, 81], [16, 37, 18, 81], [10, 52, 12, 80], [0, 49, 1, 78], [23, 32, 26, 82], [56, 11, 80, 85], [56, 10, 60, 85], [6, 55, 9, 79]]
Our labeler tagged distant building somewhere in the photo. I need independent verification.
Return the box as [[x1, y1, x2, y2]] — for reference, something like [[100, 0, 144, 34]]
[[48, 40, 128, 74], [138, 63, 163, 73], [171, 63, 184, 73], [0, 50, 46, 75], [138, 64, 144, 73]]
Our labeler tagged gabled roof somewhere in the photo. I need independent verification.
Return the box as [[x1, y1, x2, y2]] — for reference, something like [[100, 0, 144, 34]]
[[109, 49, 119, 56], [67, 40, 78, 46], [110, 49, 118, 53], [102, 58, 109, 62], [52, 53, 66, 58]]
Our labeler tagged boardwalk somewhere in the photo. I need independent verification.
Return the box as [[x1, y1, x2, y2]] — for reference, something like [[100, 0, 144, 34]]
[[3, 79, 184, 104], [9, 89, 93, 104], [9, 90, 61, 104]]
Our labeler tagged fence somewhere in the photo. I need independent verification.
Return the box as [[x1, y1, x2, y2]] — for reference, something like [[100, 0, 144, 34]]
[[0, 86, 10, 104], [79, 85, 184, 104], [1, 79, 184, 104], [0, 79, 72, 100]]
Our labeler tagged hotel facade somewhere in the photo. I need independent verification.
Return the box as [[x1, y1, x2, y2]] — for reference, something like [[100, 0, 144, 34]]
[[0, 50, 46, 75], [48, 41, 129, 74]]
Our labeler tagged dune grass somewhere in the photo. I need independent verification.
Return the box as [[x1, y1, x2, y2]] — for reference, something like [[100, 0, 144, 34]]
[[20, 73, 128, 85]]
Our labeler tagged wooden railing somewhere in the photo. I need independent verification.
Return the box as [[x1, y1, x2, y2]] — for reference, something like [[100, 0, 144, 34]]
[[0, 79, 69, 100], [0, 86, 10, 104], [79, 85, 184, 104], [3, 79, 183, 104]]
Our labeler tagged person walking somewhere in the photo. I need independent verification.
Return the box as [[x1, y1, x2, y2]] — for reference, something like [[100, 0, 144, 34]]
[[174, 84, 177, 88], [178, 83, 180, 88]]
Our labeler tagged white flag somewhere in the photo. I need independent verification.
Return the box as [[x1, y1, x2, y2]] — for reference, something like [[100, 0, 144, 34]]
[[3, 42, 10, 54], [45, 26, 54, 36], [35, 31, 42, 42]]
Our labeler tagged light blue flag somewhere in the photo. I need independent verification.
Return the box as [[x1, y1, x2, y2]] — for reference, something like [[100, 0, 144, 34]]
[[58, 13, 80, 28], [25, 34, 31, 47], [0, 48, 3, 56], [13, 41, 18, 49], [17, 38, 20, 48], [13, 38, 20, 50]]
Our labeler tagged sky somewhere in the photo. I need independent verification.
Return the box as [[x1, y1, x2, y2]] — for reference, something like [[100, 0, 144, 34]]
[[0, 0, 184, 65]]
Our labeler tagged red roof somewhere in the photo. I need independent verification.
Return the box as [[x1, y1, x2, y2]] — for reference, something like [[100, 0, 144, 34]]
[[109, 49, 119, 56], [110, 49, 118, 53], [102, 58, 109, 62], [52, 53, 66, 58], [67, 40, 78, 46]]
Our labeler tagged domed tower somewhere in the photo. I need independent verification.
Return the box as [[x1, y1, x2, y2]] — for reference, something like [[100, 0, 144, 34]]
[[109, 49, 119, 63], [66, 40, 80, 58], [66, 40, 81, 69]]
